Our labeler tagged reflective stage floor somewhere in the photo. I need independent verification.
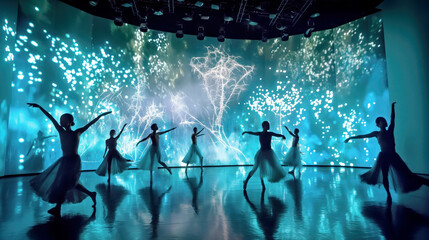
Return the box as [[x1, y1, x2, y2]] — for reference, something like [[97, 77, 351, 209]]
[[1, 166, 429, 240]]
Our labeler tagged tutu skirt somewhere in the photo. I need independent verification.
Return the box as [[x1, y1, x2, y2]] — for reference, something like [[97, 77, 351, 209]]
[[252, 149, 286, 182], [96, 149, 132, 176], [283, 146, 302, 167], [360, 151, 426, 193], [137, 145, 161, 171], [30, 155, 87, 204], [182, 144, 203, 164]]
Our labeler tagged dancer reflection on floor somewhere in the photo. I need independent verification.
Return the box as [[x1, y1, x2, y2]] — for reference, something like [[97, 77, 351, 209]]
[[283, 126, 302, 175], [27, 103, 111, 216], [345, 102, 429, 203], [96, 124, 132, 183], [136, 124, 175, 184], [24, 130, 56, 172], [182, 127, 204, 173], [242, 121, 286, 190], [140, 185, 172, 239], [243, 190, 287, 240], [184, 171, 203, 214]]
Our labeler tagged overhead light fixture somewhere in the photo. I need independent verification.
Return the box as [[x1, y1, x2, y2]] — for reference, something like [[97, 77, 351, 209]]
[[217, 28, 225, 42], [281, 32, 289, 41], [182, 13, 193, 21], [195, 1, 204, 7], [197, 26, 204, 40], [121, 3, 132, 8], [224, 14, 233, 22], [140, 22, 148, 32], [201, 15, 210, 20], [89, 0, 98, 6], [261, 31, 267, 42], [249, 20, 258, 26], [276, 23, 287, 31], [311, 13, 320, 18], [114, 16, 123, 26], [176, 24, 184, 38], [211, 4, 219, 10], [304, 28, 314, 38], [153, 9, 163, 16]]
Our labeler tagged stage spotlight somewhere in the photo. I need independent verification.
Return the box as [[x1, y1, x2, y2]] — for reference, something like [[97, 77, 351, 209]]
[[218, 28, 225, 42], [197, 26, 204, 40], [195, 1, 204, 7], [89, 0, 98, 6], [183, 13, 193, 21], [311, 12, 320, 18], [139, 22, 148, 32], [249, 20, 258, 26], [211, 4, 220, 10], [114, 16, 123, 26], [261, 31, 267, 42], [281, 32, 289, 41], [304, 28, 314, 38], [176, 24, 184, 38]]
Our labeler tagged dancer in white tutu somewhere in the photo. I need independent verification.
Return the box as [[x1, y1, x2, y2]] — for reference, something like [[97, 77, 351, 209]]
[[182, 127, 204, 173], [242, 121, 287, 190], [96, 123, 132, 183], [345, 102, 429, 203], [27, 103, 111, 216], [283, 126, 302, 175], [136, 123, 175, 183]]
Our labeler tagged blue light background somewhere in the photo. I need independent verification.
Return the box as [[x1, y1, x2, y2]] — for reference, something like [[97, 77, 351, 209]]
[[1, 0, 389, 175]]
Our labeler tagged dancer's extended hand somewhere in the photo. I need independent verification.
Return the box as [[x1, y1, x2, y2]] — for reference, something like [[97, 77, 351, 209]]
[[344, 138, 350, 143], [27, 103, 41, 108], [100, 111, 112, 117]]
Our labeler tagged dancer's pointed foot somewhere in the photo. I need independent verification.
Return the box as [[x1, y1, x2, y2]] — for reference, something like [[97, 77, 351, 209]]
[[288, 170, 295, 175], [48, 206, 61, 217], [107, 178, 110, 184], [90, 191, 97, 207]]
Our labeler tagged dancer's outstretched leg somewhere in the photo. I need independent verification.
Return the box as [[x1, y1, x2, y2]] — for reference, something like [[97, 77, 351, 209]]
[[200, 157, 204, 172], [381, 167, 391, 203], [76, 183, 97, 207], [288, 166, 296, 175], [159, 161, 172, 175], [244, 168, 257, 190], [48, 202, 63, 216], [185, 163, 189, 173], [107, 157, 112, 184]]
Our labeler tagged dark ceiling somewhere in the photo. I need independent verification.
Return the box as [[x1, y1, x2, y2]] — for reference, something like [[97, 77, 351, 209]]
[[59, 0, 384, 41]]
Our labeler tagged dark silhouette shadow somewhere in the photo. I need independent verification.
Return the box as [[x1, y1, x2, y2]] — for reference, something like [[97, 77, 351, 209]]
[[362, 203, 429, 240], [139, 185, 172, 239], [243, 190, 287, 240], [27, 209, 95, 240], [95, 183, 129, 224], [285, 174, 303, 221], [183, 171, 203, 214]]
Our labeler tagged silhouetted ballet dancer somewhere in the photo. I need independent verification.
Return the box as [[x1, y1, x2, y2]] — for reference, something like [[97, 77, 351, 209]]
[[242, 121, 287, 190], [27, 103, 111, 216], [283, 126, 302, 175], [96, 124, 132, 183], [345, 102, 429, 203], [24, 130, 56, 172], [136, 124, 175, 184], [182, 127, 204, 173], [139, 185, 172, 239], [184, 171, 203, 214], [243, 190, 287, 240]]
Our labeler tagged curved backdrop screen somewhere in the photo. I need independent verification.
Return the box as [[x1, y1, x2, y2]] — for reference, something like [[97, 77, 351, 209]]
[[1, 0, 388, 175]]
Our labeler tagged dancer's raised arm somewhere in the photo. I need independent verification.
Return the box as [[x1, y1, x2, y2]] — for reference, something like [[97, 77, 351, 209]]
[[103, 143, 108, 158], [196, 128, 205, 135], [136, 134, 151, 146], [242, 131, 260, 136], [284, 126, 296, 137], [389, 102, 396, 131], [115, 123, 128, 139], [159, 127, 176, 135], [344, 131, 378, 143], [76, 111, 112, 134], [27, 103, 62, 133]]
